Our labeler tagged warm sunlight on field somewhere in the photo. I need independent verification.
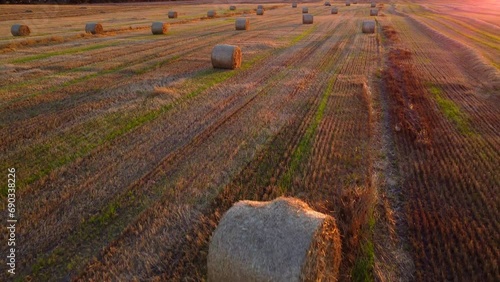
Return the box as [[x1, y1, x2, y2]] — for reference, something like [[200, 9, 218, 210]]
[[0, 0, 498, 281]]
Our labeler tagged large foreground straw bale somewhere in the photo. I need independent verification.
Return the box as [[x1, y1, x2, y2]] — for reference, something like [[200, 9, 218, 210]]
[[257, 8, 264, 15], [331, 7, 338, 14], [370, 8, 378, 16], [362, 20, 376, 33], [11, 24, 30, 36], [208, 197, 342, 282], [151, 22, 169, 35], [211, 44, 242, 69], [302, 7, 309, 13], [85, 23, 103, 34], [303, 14, 314, 24], [168, 11, 178, 18], [235, 18, 249, 30], [207, 10, 216, 18]]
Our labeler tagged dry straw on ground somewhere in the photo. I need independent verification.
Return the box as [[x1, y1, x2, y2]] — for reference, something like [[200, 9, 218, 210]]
[[302, 7, 309, 13], [151, 22, 169, 35], [11, 24, 30, 36], [370, 8, 378, 16], [303, 14, 314, 24], [211, 44, 242, 69], [207, 197, 341, 282], [292, 2, 297, 8], [235, 18, 249, 30], [331, 7, 338, 14], [85, 23, 103, 34], [207, 10, 216, 18], [257, 8, 264, 15], [168, 11, 178, 18], [362, 20, 376, 33], [229, 6, 236, 11]]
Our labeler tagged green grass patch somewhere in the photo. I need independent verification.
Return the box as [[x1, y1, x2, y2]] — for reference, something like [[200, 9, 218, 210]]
[[352, 206, 375, 282], [428, 84, 473, 135], [290, 24, 317, 46], [11, 42, 117, 64]]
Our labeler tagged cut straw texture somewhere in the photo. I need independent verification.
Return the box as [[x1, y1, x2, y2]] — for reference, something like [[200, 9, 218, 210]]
[[211, 44, 242, 69], [208, 197, 342, 282]]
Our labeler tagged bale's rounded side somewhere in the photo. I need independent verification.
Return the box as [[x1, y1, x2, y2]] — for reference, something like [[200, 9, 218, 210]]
[[151, 22, 169, 35], [303, 14, 314, 24], [207, 10, 216, 18], [302, 7, 309, 13], [370, 8, 378, 16], [207, 197, 341, 282], [362, 20, 376, 33], [331, 7, 338, 14], [292, 2, 297, 8], [229, 5, 236, 11], [11, 24, 30, 36], [85, 23, 103, 35], [371, 2, 376, 8], [256, 8, 264, 15], [168, 11, 178, 18], [235, 18, 249, 30], [211, 44, 242, 70]]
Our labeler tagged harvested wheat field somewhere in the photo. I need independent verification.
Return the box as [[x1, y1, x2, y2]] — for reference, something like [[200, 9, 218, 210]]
[[0, 0, 498, 281]]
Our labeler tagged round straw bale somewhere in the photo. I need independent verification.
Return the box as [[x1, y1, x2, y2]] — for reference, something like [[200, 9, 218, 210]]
[[256, 8, 264, 15], [229, 5, 236, 11], [371, 2, 376, 8], [346, 1, 351, 6], [370, 8, 378, 16], [292, 2, 297, 8], [353, 1, 358, 3], [207, 10, 217, 18], [303, 14, 314, 24], [331, 7, 338, 14], [207, 197, 342, 282], [362, 20, 376, 33], [11, 24, 30, 36], [257, 5, 264, 9], [211, 44, 242, 69], [302, 7, 309, 13], [325, 1, 331, 6], [168, 11, 178, 18], [151, 22, 169, 35], [235, 18, 249, 30], [85, 23, 103, 34]]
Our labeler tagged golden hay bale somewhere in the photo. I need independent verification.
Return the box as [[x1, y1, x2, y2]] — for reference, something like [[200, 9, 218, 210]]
[[346, 1, 351, 6], [151, 22, 169, 35], [11, 24, 30, 36], [229, 5, 236, 10], [353, 1, 358, 3], [168, 11, 178, 18], [303, 14, 314, 24], [85, 23, 103, 34], [362, 20, 376, 33], [207, 197, 342, 282], [370, 8, 378, 16], [207, 10, 217, 18], [325, 1, 331, 6], [302, 7, 309, 13], [235, 18, 249, 30], [256, 8, 264, 15], [211, 44, 242, 69], [371, 2, 376, 8], [292, 2, 297, 8], [331, 7, 338, 14]]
